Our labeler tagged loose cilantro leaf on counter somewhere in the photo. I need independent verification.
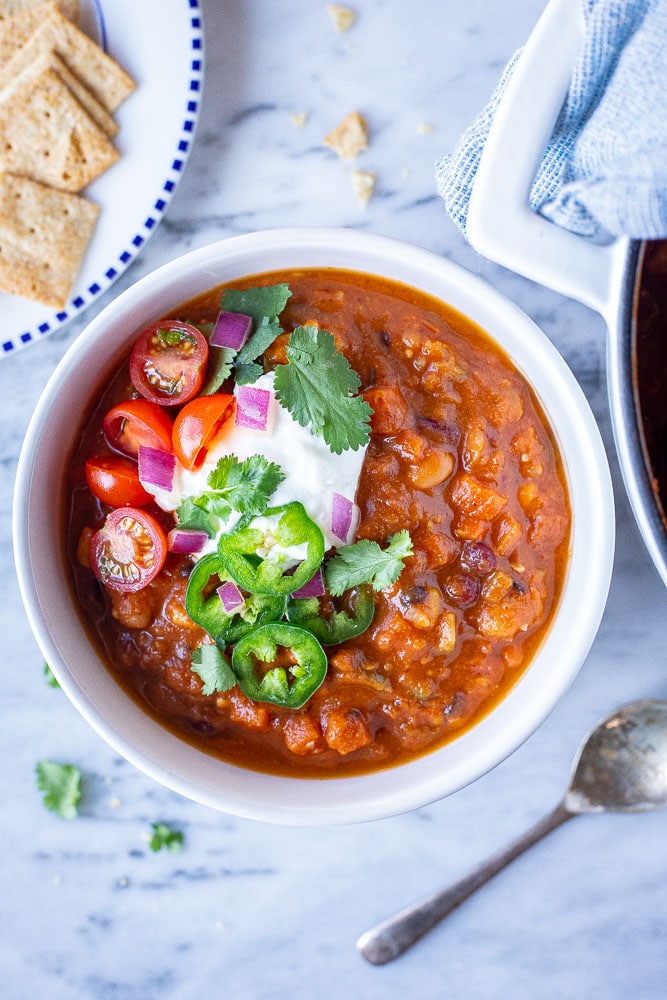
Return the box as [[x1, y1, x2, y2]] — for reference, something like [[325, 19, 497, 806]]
[[273, 325, 373, 454], [193, 454, 285, 522], [324, 530, 413, 595], [44, 662, 59, 688], [191, 645, 236, 696], [36, 760, 81, 819], [148, 822, 185, 854]]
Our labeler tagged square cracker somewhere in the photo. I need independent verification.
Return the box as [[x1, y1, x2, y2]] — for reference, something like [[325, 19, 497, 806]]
[[0, 0, 78, 22], [2, 4, 135, 113], [13, 42, 118, 136], [0, 2, 76, 67], [0, 63, 119, 192], [0, 171, 100, 308]]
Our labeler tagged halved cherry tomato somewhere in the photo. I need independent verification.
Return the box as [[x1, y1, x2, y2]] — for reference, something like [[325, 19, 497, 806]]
[[172, 394, 236, 471], [103, 399, 174, 458], [129, 321, 208, 406], [89, 507, 167, 593], [85, 456, 153, 508]]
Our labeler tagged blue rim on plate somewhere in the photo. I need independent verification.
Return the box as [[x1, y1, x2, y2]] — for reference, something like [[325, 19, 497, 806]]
[[2, 0, 204, 356]]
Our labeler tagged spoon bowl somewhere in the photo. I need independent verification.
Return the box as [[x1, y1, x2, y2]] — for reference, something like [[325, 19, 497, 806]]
[[358, 698, 667, 965], [566, 700, 667, 814]]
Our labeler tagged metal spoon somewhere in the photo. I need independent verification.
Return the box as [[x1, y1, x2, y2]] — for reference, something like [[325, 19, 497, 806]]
[[358, 699, 667, 965]]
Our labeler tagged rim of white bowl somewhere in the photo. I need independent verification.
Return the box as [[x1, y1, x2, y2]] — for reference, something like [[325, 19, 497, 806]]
[[13, 228, 615, 825]]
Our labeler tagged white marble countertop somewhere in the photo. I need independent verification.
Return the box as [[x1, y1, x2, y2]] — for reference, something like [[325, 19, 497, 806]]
[[2, 1, 666, 997]]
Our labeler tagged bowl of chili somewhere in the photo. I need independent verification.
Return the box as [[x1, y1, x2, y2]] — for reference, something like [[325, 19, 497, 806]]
[[13, 227, 614, 824]]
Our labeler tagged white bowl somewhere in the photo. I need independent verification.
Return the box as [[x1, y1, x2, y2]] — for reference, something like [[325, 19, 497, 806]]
[[13, 228, 615, 825]]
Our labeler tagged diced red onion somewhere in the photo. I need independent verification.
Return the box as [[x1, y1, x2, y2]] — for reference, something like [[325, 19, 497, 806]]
[[291, 567, 325, 599], [138, 445, 176, 492], [167, 528, 208, 555], [217, 580, 245, 613], [210, 311, 252, 352], [234, 384, 274, 432], [330, 492, 359, 544]]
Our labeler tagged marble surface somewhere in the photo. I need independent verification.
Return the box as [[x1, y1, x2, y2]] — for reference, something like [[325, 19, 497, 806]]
[[2, 1, 666, 997]]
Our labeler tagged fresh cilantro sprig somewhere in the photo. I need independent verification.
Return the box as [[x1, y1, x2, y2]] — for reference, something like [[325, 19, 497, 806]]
[[198, 453, 285, 519], [148, 822, 184, 854], [194, 284, 292, 390], [273, 325, 373, 454], [191, 645, 237, 695], [176, 454, 285, 536], [324, 530, 413, 596], [222, 284, 292, 385], [36, 760, 81, 819], [175, 496, 217, 537]]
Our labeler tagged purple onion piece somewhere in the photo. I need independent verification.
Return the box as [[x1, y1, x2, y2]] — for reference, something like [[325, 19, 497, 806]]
[[210, 311, 252, 352], [138, 445, 176, 491], [234, 384, 273, 432], [291, 567, 325, 600], [167, 528, 209, 555], [330, 492, 358, 544], [217, 580, 245, 613]]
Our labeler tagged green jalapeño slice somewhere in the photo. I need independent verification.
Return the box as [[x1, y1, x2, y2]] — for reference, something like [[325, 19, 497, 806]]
[[286, 584, 375, 645], [185, 553, 286, 647], [217, 502, 325, 596], [231, 622, 327, 709]]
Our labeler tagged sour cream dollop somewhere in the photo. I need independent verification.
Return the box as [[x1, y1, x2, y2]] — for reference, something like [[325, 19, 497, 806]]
[[146, 371, 367, 555]]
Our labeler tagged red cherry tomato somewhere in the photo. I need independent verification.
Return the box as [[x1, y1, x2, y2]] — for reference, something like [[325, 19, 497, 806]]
[[129, 322, 208, 406], [172, 394, 236, 471], [85, 456, 153, 508], [89, 507, 167, 593], [103, 399, 174, 458]]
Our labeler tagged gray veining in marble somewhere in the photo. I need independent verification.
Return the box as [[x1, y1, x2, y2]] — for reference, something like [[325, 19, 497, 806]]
[[1, 2, 665, 998]]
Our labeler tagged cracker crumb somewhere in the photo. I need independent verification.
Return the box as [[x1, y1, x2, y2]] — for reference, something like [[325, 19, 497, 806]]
[[327, 4, 355, 32], [351, 169, 375, 208], [290, 110, 308, 128], [109, 796, 121, 809], [417, 121, 435, 135], [323, 111, 368, 159]]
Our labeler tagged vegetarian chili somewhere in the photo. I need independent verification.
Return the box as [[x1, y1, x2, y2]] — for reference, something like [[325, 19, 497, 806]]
[[66, 268, 570, 778]]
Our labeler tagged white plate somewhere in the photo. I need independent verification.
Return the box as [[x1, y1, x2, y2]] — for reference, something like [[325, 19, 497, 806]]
[[1, 0, 204, 357]]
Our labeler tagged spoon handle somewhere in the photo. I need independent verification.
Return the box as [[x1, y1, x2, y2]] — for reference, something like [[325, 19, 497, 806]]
[[357, 799, 574, 965]]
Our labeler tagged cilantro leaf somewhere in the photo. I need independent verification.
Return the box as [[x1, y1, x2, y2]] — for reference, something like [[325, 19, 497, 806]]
[[273, 326, 372, 454], [193, 454, 285, 521], [44, 662, 59, 688], [236, 316, 282, 365], [176, 497, 216, 537], [36, 760, 81, 819], [221, 284, 291, 326], [324, 530, 413, 595], [148, 822, 184, 854], [220, 285, 291, 384], [200, 345, 235, 395], [234, 360, 264, 385], [191, 645, 237, 695]]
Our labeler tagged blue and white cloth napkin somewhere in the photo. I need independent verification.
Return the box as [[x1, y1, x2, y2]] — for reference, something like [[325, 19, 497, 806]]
[[435, 0, 667, 240]]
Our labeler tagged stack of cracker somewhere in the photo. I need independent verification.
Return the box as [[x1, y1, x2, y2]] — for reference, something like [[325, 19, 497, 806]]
[[0, 0, 135, 309]]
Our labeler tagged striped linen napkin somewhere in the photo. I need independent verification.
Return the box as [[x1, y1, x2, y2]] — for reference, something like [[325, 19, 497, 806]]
[[436, 0, 667, 240]]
